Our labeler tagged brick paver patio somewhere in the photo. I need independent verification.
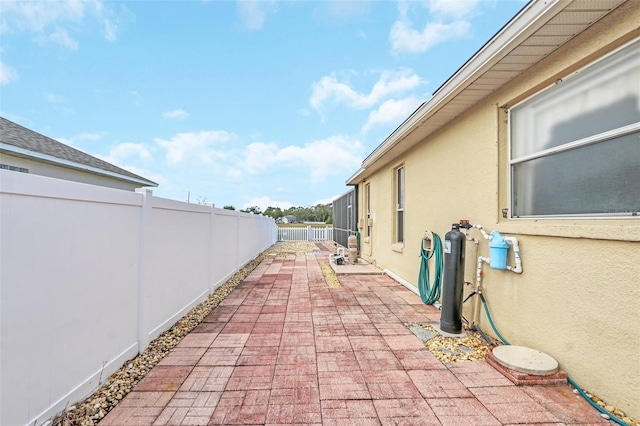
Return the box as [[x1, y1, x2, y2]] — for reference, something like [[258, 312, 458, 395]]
[[102, 243, 607, 425]]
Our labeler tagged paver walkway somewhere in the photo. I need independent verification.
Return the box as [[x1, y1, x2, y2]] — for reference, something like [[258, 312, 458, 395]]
[[102, 244, 607, 425]]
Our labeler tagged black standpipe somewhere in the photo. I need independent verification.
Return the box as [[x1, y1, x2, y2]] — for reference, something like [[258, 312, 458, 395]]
[[440, 221, 471, 334]]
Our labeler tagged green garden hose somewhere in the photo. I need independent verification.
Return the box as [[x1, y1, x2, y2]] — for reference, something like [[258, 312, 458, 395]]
[[418, 233, 443, 305]]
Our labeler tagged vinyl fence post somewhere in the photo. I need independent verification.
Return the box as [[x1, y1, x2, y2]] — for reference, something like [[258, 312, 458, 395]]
[[135, 188, 152, 353]]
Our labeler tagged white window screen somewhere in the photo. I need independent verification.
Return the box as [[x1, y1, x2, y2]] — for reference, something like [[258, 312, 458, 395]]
[[510, 39, 640, 217], [396, 166, 404, 243], [365, 183, 371, 237]]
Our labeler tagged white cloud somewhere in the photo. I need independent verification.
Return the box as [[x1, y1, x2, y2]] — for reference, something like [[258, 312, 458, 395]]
[[310, 69, 422, 113], [312, 1, 372, 24], [155, 130, 236, 165], [163, 109, 190, 120], [44, 92, 74, 114], [47, 27, 78, 50], [100, 142, 153, 165], [428, 0, 479, 20], [237, 1, 276, 30], [1, 1, 90, 33], [363, 96, 423, 133], [243, 142, 278, 173], [0, 61, 19, 85], [118, 164, 167, 185], [314, 196, 338, 205], [45, 92, 65, 104], [1, 0, 130, 46], [242, 135, 363, 182], [389, 1, 475, 54], [104, 19, 118, 42], [55, 131, 106, 148], [242, 196, 293, 212], [77, 132, 104, 141], [390, 19, 469, 54]]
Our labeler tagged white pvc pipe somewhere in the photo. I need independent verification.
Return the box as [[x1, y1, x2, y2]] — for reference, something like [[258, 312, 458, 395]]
[[505, 236, 523, 273], [474, 224, 522, 274], [473, 256, 490, 325], [474, 224, 491, 240]]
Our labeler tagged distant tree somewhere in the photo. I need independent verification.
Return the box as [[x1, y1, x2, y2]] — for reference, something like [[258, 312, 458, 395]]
[[263, 206, 283, 219], [223, 205, 236, 210], [241, 206, 262, 214], [314, 203, 332, 223], [279, 203, 332, 223]]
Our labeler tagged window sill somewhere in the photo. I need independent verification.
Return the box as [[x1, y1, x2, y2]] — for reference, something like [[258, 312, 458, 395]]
[[391, 243, 404, 253], [496, 220, 640, 242]]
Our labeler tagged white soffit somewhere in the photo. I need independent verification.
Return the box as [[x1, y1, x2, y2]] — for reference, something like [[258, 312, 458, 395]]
[[348, 0, 627, 185]]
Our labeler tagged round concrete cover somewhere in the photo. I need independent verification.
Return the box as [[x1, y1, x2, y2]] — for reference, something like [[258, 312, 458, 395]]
[[492, 345, 559, 376]]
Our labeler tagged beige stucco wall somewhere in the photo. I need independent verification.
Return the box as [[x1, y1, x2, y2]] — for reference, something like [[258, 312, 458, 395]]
[[0, 153, 145, 191], [358, 2, 640, 417]]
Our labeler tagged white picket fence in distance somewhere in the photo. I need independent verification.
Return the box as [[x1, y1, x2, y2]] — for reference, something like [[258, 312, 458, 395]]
[[278, 225, 333, 241], [0, 170, 278, 426]]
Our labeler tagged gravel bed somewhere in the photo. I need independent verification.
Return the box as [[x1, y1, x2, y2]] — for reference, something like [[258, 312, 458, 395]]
[[53, 241, 319, 426], [319, 260, 342, 288], [416, 323, 491, 363]]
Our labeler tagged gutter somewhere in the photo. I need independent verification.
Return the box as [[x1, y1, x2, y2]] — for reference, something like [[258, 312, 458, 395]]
[[0, 143, 158, 187]]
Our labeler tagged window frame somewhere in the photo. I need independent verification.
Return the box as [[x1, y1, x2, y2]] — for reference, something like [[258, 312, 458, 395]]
[[365, 183, 371, 238], [0, 164, 29, 173], [395, 165, 405, 243], [507, 38, 640, 219]]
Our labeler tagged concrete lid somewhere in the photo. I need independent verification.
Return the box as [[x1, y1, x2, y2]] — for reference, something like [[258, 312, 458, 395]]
[[492, 345, 559, 376]]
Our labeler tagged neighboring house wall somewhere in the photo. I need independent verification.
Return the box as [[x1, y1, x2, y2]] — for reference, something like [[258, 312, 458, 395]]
[[0, 117, 157, 191], [0, 152, 145, 191], [354, 3, 639, 418]]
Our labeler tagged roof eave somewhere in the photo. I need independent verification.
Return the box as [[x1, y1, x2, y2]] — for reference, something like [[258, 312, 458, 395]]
[[0, 143, 158, 187]]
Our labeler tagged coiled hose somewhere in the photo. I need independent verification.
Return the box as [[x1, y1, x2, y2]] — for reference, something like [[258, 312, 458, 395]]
[[480, 295, 626, 426], [418, 233, 443, 305]]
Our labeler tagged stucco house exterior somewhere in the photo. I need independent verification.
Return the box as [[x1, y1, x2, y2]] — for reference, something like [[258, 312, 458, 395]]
[[0, 117, 157, 191], [346, 0, 639, 418]]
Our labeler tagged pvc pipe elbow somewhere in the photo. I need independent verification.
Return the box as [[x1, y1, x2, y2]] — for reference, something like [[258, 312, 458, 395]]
[[476, 226, 491, 240], [507, 264, 523, 274], [504, 237, 523, 273]]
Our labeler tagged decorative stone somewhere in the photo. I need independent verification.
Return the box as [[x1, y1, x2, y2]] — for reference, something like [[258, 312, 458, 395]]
[[408, 325, 437, 342]]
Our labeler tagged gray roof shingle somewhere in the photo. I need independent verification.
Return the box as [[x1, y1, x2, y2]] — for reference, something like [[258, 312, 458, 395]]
[[0, 117, 157, 186]]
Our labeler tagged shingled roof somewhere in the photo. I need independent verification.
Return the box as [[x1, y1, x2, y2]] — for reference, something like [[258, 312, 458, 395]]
[[0, 117, 157, 187]]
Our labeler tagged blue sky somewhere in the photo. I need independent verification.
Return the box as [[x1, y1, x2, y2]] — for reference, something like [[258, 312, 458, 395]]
[[1, 0, 525, 210]]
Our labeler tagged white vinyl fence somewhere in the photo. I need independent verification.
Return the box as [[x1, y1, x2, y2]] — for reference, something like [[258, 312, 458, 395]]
[[278, 226, 333, 242], [0, 171, 278, 426]]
